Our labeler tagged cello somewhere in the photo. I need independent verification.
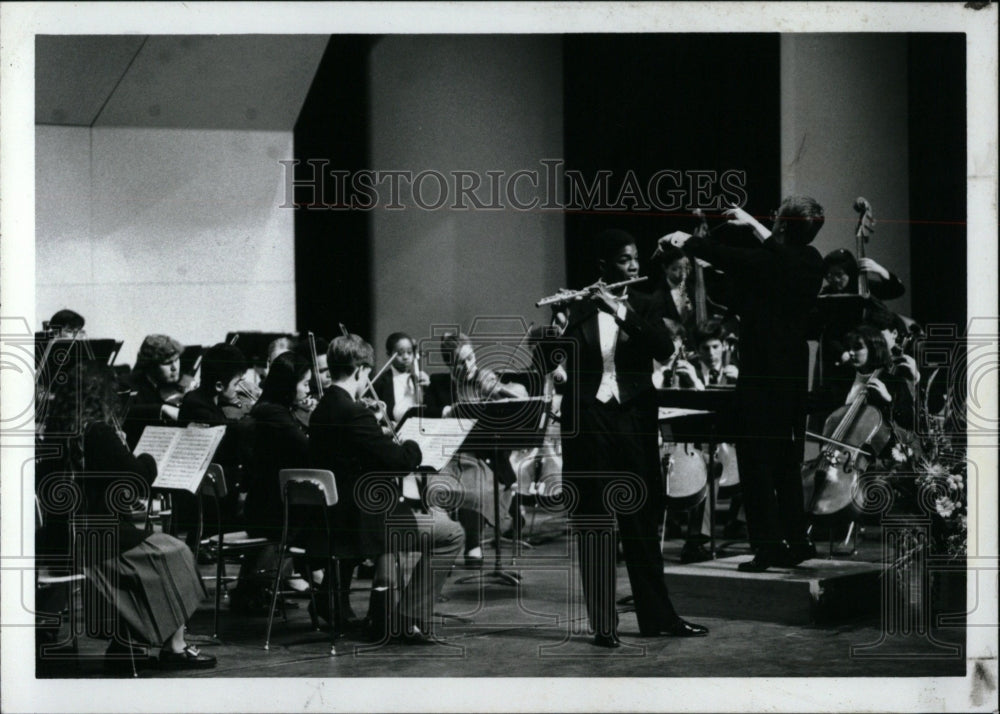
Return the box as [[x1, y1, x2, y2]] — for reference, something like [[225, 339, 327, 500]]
[[802, 368, 892, 518]]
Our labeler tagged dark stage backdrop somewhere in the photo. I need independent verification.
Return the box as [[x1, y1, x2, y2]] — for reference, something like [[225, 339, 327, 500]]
[[294, 36, 373, 341], [908, 34, 966, 330], [563, 34, 782, 289]]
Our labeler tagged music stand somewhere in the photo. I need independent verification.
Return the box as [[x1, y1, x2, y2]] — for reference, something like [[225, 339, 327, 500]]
[[658, 386, 736, 559], [450, 396, 548, 586]]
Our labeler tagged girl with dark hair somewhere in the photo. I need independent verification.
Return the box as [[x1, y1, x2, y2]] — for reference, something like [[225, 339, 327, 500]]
[[840, 324, 914, 434], [231, 352, 322, 616], [821, 248, 905, 300], [38, 361, 215, 670]]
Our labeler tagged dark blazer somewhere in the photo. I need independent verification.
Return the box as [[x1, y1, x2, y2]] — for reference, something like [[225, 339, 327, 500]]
[[556, 290, 675, 436], [308, 386, 422, 558], [686, 234, 825, 440], [243, 400, 309, 537]]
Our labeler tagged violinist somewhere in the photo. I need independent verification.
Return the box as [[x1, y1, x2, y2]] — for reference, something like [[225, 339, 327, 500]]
[[175, 342, 252, 551], [372, 332, 431, 424], [307, 335, 464, 643], [434, 332, 525, 567], [663, 197, 826, 572], [547, 229, 707, 646], [232, 352, 331, 616], [122, 334, 184, 449], [37, 361, 215, 670]]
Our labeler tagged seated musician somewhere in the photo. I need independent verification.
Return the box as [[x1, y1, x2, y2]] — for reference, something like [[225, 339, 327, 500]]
[[435, 332, 526, 567], [122, 334, 184, 449], [307, 335, 464, 643], [665, 320, 745, 562], [45, 308, 86, 337], [820, 249, 905, 300], [372, 332, 431, 425], [837, 325, 915, 443], [295, 334, 333, 394], [265, 335, 298, 373], [175, 342, 252, 551], [231, 351, 315, 614], [38, 362, 215, 670], [815, 250, 907, 398]]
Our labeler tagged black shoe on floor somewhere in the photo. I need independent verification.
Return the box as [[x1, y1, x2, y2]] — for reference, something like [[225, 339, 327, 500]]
[[158, 645, 217, 670], [737, 542, 790, 573], [593, 632, 622, 648], [662, 618, 709, 637], [640, 618, 709, 637]]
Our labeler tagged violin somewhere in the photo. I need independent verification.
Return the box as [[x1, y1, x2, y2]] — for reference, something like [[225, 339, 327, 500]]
[[802, 368, 892, 518]]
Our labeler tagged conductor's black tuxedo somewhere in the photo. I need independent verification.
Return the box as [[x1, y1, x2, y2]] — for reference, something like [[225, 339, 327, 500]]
[[555, 290, 681, 637], [686, 232, 825, 553]]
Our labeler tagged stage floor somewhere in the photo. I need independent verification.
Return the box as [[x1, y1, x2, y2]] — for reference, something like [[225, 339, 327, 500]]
[[36, 508, 967, 679]]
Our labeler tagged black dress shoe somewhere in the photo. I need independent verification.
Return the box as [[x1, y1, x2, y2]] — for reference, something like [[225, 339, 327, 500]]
[[158, 645, 217, 670], [592, 632, 621, 648], [663, 618, 709, 637], [738, 542, 790, 572], [737, 554, 774, 572]]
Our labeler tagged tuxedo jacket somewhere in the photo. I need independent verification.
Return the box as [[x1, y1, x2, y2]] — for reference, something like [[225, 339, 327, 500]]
[[308, 385, 422, 557], [686, 233, 825, 440], [555, 290, 674, 436]]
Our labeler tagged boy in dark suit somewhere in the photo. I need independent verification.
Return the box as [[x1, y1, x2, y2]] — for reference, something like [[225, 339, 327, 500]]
[[309, 334, 463, 643], [552, 229, 708, 647]]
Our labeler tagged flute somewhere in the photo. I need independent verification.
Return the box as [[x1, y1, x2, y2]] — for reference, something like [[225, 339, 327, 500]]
[[535, 276, 648, 307]]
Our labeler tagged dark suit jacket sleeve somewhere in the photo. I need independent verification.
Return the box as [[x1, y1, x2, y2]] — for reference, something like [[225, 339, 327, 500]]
[[870, 272, 905, 301], [349, 404, 422, 471], [686, 234, 773, 281]]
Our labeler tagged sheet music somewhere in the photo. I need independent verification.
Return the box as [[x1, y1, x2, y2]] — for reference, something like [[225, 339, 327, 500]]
[[133, 427, 177, 467], [135, 425, 226, 493], [396, 418, 477, 471]]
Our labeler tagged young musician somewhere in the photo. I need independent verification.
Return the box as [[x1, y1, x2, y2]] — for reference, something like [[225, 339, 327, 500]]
[[664, 197, 826, 572], [308, 335, 464, 643], [550, 229, 708, 647], [840, 325, 916, 437], [232, 352, 327, 616], [38, 362, 215, 670], [175, 342, 251, 550], [821, 248, 905, 300], [122, 334, 184, 449], [372, 332, 431, 424], [670, 319, 744, 563], [650, 243, 696, 333]]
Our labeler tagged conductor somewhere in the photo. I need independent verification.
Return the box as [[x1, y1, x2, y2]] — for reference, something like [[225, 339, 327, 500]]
[[662, 197, 826, 571]]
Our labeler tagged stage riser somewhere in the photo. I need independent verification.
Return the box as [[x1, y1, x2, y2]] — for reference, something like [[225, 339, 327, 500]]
[[662, 556, 882, 625]]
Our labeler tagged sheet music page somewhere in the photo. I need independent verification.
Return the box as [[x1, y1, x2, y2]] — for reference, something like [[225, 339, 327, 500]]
[[132, 426, 179, 469], [396, 418, 477, 471], [150, 425, 226, 492]]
